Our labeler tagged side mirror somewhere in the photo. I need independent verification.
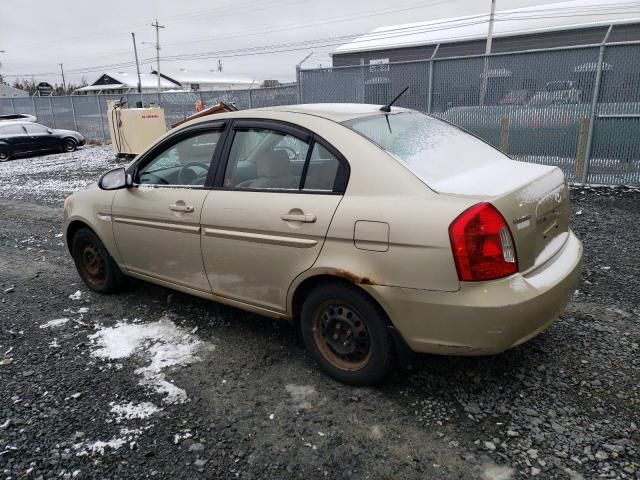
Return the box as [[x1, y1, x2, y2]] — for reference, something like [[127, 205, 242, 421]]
[[47, 128, 53, 134], [98, 167, 132, 190]]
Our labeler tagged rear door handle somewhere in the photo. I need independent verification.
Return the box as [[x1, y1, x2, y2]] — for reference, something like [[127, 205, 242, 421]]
[[170, 203, 194, 213], [281, 213, 316, 223]]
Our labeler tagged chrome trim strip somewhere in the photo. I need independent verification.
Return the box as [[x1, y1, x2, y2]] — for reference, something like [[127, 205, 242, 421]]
[[113, 216, 200, 234], [202, 227, 317, 248]]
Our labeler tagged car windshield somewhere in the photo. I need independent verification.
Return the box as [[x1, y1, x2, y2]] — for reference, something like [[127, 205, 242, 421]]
[[343, 111, 507, 187]]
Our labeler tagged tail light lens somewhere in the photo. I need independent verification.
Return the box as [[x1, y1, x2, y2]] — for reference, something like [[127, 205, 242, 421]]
[[449, 203, 518, 282]]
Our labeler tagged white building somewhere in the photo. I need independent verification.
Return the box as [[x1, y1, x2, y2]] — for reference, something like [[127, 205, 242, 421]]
[[74, 69, 257, 95], [0, 84, 29, 98], [74, 71, 181, 95], [152, 69, 256, 91]]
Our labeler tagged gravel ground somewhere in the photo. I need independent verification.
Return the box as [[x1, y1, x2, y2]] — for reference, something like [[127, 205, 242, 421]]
[[0, 147, 638, 480]]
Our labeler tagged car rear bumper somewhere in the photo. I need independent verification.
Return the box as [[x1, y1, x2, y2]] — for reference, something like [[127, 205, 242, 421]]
[[363, 230, 583, 355]]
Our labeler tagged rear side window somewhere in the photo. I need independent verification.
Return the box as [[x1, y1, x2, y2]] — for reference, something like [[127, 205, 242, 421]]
[[0, 125, 26, 135], [343, 112, 506, 187], [224, 128, 309, 190], [303, 143, 343, 192]]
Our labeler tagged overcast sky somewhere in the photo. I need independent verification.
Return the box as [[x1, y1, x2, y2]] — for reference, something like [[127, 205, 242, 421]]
[[0, 0, 606, 86]]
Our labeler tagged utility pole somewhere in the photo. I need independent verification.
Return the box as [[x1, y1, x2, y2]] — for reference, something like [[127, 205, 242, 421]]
[[479, 0, 496, 106], [131, 32, 142, 94], [59, 63, 66, 93], [151, 19, 165, 95]]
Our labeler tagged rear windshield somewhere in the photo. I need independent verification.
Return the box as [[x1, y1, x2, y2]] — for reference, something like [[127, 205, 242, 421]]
[[343, 111, 507, 187]]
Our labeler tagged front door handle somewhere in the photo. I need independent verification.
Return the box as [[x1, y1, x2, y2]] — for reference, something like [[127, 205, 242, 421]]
[[170, 203, 194, 213], [281, 213, 316, 223]]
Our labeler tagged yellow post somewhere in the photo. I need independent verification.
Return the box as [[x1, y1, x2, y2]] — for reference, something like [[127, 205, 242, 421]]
[[499, 116, 509, 154], [575, 117, 589, 180]]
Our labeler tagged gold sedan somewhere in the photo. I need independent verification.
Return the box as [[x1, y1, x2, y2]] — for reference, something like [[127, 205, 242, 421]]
[[64, 104, 582, 385]]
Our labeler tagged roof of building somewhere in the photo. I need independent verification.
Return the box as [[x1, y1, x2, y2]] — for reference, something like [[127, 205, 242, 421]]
[[0, 84, 29, 97], [77, 71, 179, 92], [152, 69, 256, 86], [334, 0, 640, 55]]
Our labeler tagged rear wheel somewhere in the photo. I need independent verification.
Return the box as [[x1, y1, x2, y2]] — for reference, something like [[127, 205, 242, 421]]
[[0, 147, 10, 162], [300, 283, 392, 385], [62, 138, 77, 152], [71, 227, 125, 293]]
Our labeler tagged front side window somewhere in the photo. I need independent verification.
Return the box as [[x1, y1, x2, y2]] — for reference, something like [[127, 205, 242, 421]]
[[343, 112, 506, 187], [137, 131, 221, 186], [224, 128, 309, 190], [24, 123, 49, 134]]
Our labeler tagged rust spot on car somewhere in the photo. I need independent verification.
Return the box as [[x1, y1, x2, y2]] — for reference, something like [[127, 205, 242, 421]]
[[333, 270, 375, 285]]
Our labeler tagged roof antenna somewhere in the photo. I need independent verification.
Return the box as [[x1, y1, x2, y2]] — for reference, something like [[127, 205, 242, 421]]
[[380, 86, 409, 113]]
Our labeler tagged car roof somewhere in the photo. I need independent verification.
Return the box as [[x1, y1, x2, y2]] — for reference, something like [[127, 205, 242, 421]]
[[250, 103, 412, 123]]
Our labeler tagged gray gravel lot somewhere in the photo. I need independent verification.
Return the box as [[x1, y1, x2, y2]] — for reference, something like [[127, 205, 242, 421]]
[[0, 146, 638, 480]]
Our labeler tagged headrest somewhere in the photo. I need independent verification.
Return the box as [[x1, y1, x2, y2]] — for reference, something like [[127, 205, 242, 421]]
[[257, 150, 291, 178]]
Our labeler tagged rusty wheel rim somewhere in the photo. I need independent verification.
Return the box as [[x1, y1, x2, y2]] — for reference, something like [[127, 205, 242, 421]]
[[312, 301, 372, 371], [78, 239, 105, 287]]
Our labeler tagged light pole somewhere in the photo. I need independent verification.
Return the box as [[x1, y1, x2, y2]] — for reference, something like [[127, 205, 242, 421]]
[[131, 33, 142, 95], [151, 19, 165, 95]]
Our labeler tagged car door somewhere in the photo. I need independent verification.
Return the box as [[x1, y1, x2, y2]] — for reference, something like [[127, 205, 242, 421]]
[[23, 123, 59, 152], [111, 122, 225, 293], [201, 120, 349, 313], [0, 124, 31, 154]]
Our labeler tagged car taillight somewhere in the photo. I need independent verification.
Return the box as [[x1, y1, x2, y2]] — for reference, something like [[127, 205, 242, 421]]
[[449, 203, 518, 282]]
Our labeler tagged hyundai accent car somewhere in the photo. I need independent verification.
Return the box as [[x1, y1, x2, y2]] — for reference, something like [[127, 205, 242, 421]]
[[0, 121, 85, 161], [63, 103, 582, 385]]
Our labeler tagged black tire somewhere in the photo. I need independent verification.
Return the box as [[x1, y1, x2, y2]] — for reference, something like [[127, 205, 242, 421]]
[[62, 138, 77, 152], [0, 147, 10, 162], [71, 227, 125, 293], [300, 283, 393, 386]]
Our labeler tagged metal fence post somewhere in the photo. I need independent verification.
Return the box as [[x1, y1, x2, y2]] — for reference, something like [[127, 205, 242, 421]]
[[427, 60, 434, 114], [70, 96, 78, 132], [427, 44, 439, 114], [580, 25, 613, 183], [10, 98, 16, 114], [48, 97, 56, 129], [296, 66, 302, 104], [97, 95, 107, 144]]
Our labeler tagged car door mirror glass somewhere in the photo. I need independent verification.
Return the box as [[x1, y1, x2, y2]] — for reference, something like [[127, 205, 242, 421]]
[[99, 167, 128, 190]]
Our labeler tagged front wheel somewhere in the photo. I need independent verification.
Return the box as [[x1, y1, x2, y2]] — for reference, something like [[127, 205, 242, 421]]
[[300, 283, 393, 385], [0, 147, 10, 162], [62, 138, 77, 152], [71, 227, 125, 293]]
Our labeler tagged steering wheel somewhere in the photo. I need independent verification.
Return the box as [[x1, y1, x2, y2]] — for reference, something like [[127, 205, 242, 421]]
[[274, 146, 298, 160], [178, 162, 210, 185]]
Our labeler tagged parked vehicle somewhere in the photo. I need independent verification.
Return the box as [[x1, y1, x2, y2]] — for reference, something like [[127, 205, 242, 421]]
[[63, 104, 582, 385], [0, 121, 85, 161], [0, 113, 37, 123], [498, 89, 531, 105]]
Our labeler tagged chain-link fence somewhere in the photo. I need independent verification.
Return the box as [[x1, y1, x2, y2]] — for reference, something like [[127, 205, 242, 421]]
[[0, 85, 299, 144], [2, 42, 639, 185], [299, 41, 640, 186]]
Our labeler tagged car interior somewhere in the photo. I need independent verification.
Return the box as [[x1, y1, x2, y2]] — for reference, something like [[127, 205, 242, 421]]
[[137, 126, 341, 191]]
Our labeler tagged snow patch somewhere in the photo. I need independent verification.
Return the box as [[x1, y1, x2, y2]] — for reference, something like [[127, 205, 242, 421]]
[[40, 318, 70, 329], [88, 317, 208, 404], [110, 401, 162, 423], [69, 291, 82, 301]]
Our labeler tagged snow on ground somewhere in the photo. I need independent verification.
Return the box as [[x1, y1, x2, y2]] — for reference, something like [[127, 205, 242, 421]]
[[110, 401, 162, 423], [0, 146, 125, 206], [39, 318, 70, 329], [88, 316, 209, 404]]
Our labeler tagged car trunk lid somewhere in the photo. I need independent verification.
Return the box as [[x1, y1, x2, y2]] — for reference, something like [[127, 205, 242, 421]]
[[433, 162, 568, 273]]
